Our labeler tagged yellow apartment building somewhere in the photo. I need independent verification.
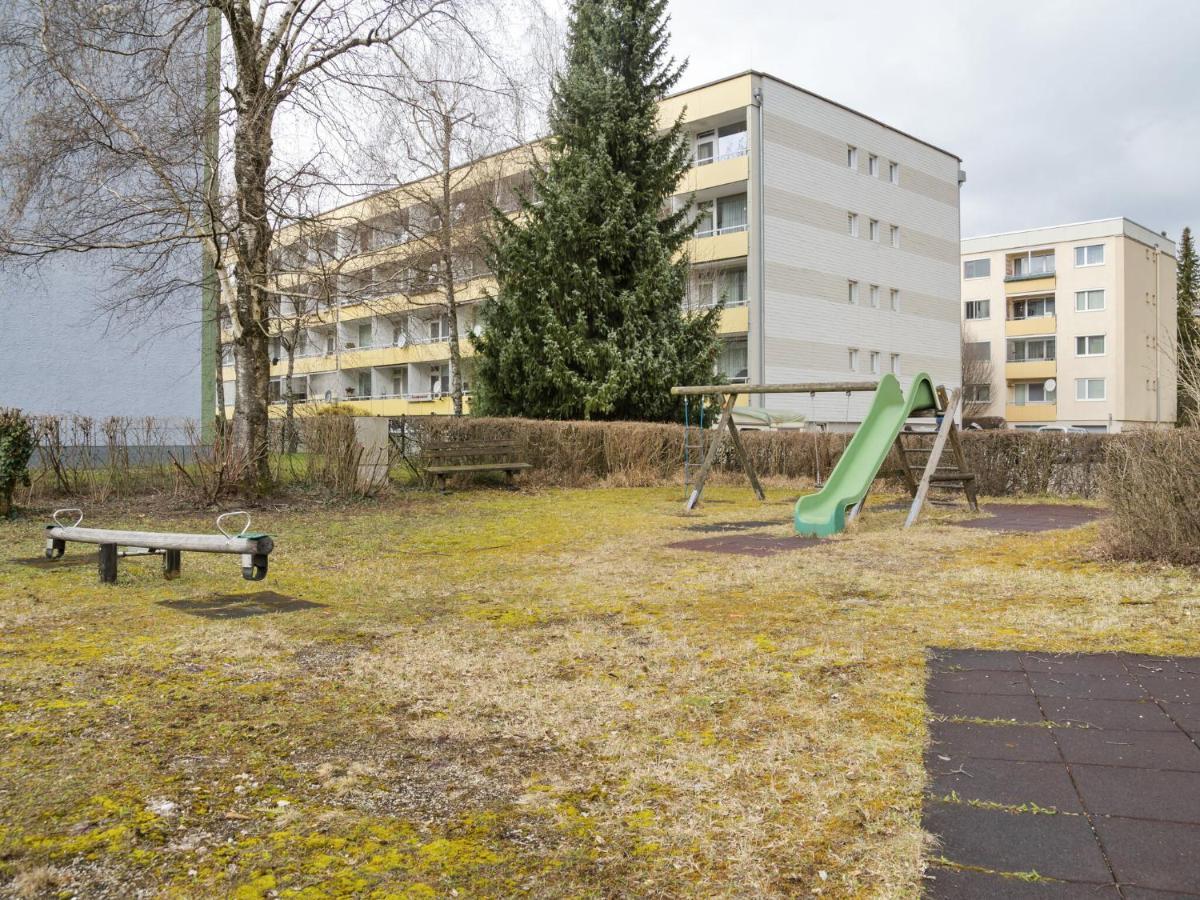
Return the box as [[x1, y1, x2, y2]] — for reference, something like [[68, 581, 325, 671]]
[[223, 70, 963, 425], [960, 219, 1177, 431]]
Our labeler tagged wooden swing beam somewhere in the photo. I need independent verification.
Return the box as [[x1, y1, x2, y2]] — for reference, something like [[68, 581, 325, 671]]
[[675, 382, 881, 511]]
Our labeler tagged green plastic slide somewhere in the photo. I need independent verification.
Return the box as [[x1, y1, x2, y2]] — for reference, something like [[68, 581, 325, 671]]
[[794, 373, 939, 538]]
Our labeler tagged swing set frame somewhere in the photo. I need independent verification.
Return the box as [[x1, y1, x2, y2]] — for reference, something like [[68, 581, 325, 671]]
[[671, 381, 880, 511]]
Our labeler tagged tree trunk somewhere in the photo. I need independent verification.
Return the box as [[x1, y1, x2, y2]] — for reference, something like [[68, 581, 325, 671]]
[[284, 340, 299, 453]]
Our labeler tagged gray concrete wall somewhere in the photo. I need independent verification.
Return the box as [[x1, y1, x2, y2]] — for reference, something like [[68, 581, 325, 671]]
[[0, 256, 200, 420]]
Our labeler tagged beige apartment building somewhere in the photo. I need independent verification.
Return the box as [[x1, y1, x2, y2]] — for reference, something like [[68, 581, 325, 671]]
[[960, 219, 1177, 431], [223, 70, 963, 425]]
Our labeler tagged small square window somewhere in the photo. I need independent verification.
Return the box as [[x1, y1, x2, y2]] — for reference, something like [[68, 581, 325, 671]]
[[869, 284, 880, 308], [848, 213, 859, 237], [889, 289, 899, 311], [848, 280, 859, 304], [1074, 244, 1105, 267], [1075, 335, 1105, 356], [869, 219, 880, 242], [868, 155, 879, 177], [890, 225, 900, 248], [1075, 290, 1105, 312], [888, 161, 899, 184], [847, 145, 858, 169], [964, 259, 991, 279], [869, 351, 880, 374], [1076, 377, 1106, 401], [965, 299, 990, 320], [848, 348, 860, 371], [890, 353, 900, 375]]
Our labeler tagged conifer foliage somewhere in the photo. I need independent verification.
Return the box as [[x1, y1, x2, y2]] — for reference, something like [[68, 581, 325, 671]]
[[1177, 227, 1200, 425], [472, 0, 722, 420]]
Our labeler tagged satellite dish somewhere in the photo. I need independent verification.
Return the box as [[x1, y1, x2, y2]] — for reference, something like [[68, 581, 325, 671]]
[[1044, 378, 1057, 393], [395, 333, 408, 348], [472, 324, 484, 337]]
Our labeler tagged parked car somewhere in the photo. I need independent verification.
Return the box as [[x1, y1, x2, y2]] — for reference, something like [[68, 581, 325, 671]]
[[1036, 424, 1088, 434]]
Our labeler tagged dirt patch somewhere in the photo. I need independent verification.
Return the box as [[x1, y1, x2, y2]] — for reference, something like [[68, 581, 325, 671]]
[[684, 519, 780, 533], [950, 503, 1104, 533], [665, 534, 823, 557], [157, 591, 326, 619], [9, 553, 100, 569]]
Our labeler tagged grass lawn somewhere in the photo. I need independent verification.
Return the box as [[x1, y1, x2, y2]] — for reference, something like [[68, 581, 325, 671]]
[[1, 485, 1197, 898]]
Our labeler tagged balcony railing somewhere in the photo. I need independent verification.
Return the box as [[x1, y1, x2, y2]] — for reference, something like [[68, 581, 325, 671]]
[[693, 147, 748, 167], [269, 389, 471, 406], [683, 296, 749, 312], [694, 222, 748, 239]]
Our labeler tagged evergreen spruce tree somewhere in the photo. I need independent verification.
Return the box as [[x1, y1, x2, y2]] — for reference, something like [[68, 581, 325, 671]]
[[471, 0, 722, 420], [1177, 227, 1200, 425]]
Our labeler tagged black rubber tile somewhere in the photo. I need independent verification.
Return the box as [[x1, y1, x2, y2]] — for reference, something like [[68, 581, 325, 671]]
[[928, 690, 1045, 723], [931, 669, 1034, 696], [1138, 673, 1200, 704], [1161, 702, 1200, 736], [924, 866, 1119, 898], [928, 757, 1083, 812], [929, 648, 1024, 672], [1094, 816, 1200, 893], [1052, 728, 1200, 771], [1028, 672, 1147, 701], [1039, 698, 1177, 732], [929, 721, 1061, 763], [1021, 653, 1130, 677], [1120, 654, 1182, 675], [923, 800, 1112, 884], [1071, 765, 1200, 824], [1121, 888, 1200, 899]]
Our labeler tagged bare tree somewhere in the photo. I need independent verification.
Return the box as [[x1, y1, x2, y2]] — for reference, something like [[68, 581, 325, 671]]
[[961, 328, 997, 421], [0, 0, 470, 491], [359, 44, 534, 415]]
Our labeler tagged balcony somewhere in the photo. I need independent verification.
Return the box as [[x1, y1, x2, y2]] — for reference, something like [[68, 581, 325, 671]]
[[717, 304, 749, 335], [1005, 317, 1056, 337], [1005, 359, 1056, 380], [676, 153, 748, 195], [688, 228, 749, 264], [266, 392, 465, 418], [1005, 402, 1057, 424]]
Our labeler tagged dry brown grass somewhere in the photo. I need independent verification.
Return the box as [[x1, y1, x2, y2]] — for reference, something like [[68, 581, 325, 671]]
[[0, 485, 1196, 897]]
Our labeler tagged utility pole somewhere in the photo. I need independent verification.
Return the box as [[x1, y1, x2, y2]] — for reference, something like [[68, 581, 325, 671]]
[[199, 6, 222, 444]]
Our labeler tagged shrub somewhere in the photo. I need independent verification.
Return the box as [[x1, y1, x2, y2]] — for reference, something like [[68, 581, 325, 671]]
[[0, 408, 36, 517], [1100, 427, 1200, 565]]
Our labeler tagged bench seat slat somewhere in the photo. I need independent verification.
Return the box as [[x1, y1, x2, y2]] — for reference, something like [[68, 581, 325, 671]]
[[425, 462, 533, 474]]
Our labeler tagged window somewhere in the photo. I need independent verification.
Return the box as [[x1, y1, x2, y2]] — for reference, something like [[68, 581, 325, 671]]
[[848, 212, 859, 237], [357, 371, 372, 398], [888, 161, 900, 185], [964, 258, 991, 279], [890, 353, 901, 375], [430, 365, 445, 394], [869, 351, 880, 374], [692, 266, 748, 309], [1007, 337, 1056, 362], [848, 280, 859, 304], [1010, 296, 1055, 320], [847, 145, 858, 168], [716, 122, 747, 160], [1076, 335, 1105, 356], [1075, 289, 1105, 312], [694, 194, 747, 236], [869, 284, 880, 308], [965, 299, 990, 320], [694, 130, 715, 166], [392, 370, 406, 397], [869, 219, 880, 242], [717, 339, 749, 383], [964, 340, 991, 362], [1075, 244, 1105, 267], [1076, 377, 1106, 401], [358, 322, 373, 347], [890, 289, 900, 311], [890, 225, 900, 248], [848, 348, 860, 371], [868, 154, 879, 177], [1012, 381, 1056, 405], [965, 384, 991, 403], [429, 316, 450, 342], [1010, 250, 1055, 277]]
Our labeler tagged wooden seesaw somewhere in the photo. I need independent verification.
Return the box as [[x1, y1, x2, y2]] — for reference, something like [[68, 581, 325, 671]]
[[43, 509, 275, 584]]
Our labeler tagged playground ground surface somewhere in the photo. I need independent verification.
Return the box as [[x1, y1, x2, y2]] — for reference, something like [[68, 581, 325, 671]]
[[1, 484, 1197, 898]]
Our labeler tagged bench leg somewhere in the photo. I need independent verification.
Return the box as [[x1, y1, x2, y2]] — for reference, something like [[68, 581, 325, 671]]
[[98, 543, 118, 584], [505, 469, 515, 489], [163, 549, 182, 580], [438, 473, 448, 494]]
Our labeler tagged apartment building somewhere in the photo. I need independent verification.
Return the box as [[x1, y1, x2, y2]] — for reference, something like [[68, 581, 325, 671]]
[[223, 70, 963, 426], [960, 219, 1177, 432]]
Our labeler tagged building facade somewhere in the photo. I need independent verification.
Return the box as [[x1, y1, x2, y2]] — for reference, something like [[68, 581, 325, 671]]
[[225, 70, 963, 427], [960, 219, 1177, 432]]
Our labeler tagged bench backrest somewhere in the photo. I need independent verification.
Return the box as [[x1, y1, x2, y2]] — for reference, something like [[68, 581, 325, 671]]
[[423, 440, 523, 466]]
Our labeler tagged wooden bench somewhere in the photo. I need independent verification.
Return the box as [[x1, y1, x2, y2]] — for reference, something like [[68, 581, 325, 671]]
[[422, 440, 531, 492], [44, 509, 274, 584]]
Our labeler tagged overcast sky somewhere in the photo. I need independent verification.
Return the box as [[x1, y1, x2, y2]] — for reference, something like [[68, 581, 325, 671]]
[[660, 0, 1200, 244]]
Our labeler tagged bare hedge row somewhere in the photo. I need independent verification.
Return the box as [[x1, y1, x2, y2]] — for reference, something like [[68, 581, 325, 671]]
[[401, 416, 1113, 497]]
